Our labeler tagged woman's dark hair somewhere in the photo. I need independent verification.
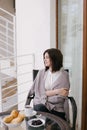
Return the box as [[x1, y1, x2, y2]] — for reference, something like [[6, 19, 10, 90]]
[[43, 48, 63, 72]]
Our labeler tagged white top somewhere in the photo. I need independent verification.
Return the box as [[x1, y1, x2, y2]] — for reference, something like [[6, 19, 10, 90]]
[[45, 69, 62, 90]]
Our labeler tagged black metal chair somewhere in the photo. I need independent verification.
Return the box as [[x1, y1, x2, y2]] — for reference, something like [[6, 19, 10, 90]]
[[26, 69, 77, 130]]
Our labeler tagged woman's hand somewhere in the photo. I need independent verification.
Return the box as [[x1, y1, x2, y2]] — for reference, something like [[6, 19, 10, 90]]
[[46, 88, 69, 97], [58, 88, 69, 96]]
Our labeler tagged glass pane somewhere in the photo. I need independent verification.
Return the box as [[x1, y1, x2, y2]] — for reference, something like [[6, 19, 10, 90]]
[[58, 0, 83, 130]]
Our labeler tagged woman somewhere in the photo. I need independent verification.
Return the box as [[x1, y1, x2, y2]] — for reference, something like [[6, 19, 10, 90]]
[[26, 48, 70, 120]]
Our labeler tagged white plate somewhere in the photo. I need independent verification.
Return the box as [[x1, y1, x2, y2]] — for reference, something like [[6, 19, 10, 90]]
[[28, 118, 45, 128], [1, 115, 24, 128], [25, 110, 37, 117], [1, 120, 22, 128]]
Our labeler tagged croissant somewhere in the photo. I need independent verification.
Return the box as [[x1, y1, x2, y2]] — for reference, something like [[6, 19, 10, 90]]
[[3, 110, 19, 123], [3, 115, 13, 123], [11, 110, 19, 118], [11, 113, 25, 124], [3, 110, 25, 124]]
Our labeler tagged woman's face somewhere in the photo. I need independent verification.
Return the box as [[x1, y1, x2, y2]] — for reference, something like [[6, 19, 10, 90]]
[[44, 52, 52, 67]]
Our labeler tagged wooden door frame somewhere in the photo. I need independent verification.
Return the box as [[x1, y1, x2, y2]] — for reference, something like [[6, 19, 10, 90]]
[[82, 0, 87, 130], [56, 0, 87, 129]]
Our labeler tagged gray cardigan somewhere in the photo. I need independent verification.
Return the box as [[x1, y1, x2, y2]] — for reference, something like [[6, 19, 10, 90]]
[[28, 69, 70, 119]]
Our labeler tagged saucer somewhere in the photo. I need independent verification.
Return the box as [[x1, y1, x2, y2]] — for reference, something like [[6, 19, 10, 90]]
[[25, 110, 37, 117]]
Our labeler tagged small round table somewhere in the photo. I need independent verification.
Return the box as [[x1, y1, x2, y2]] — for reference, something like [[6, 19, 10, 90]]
[[0, 111, 71, 130]]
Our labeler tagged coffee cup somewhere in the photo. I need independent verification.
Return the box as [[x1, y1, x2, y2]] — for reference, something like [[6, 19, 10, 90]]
[[25, 105, 33, 117]]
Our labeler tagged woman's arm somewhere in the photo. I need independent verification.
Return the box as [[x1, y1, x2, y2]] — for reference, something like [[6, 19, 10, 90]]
[[46, 88, 69, 97]]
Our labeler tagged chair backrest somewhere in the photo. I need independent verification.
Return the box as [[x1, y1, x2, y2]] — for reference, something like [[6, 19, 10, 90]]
[[68, 97, 77, 130], [33, 69, 77, 130], [33, 69, 39, 81]]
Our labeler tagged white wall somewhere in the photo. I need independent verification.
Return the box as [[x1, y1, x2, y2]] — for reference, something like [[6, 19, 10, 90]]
[[16, 0, 50, 69], [50, 0, 56, 48], [16, 0, 56, 109]]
